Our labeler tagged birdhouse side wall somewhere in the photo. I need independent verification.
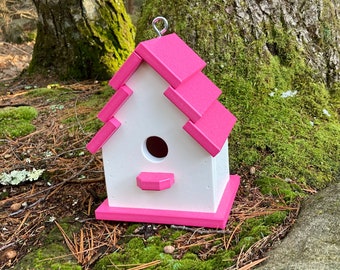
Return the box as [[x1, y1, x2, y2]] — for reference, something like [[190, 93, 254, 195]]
[[211, 139, 230, 207]]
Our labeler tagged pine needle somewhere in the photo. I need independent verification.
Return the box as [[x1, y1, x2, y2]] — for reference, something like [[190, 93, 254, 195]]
[[238, 257, 268, 270], [55, 221, 77, 260]]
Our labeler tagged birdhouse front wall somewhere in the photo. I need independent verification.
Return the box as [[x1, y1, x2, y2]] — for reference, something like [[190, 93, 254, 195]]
[[101, 62, 231, 213]]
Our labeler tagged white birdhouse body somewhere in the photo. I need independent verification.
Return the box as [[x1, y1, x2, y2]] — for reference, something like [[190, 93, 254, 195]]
[[101, 62, 230, 212], [87, 33, 240, 228]]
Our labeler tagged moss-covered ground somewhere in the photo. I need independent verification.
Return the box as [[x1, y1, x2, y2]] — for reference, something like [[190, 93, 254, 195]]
[[94, 211, 288, 269], [0, 106, 38, 138], [13, 218, 82, 270]]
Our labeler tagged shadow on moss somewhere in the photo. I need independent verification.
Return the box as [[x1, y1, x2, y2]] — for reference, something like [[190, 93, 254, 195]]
[[13, 218, 82, 270]]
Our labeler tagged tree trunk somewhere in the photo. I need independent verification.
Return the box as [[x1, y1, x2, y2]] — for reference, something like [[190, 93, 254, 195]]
[[126, 0, 134, 14], [29, 0, 135, 80], [136, 0, 339, 90]]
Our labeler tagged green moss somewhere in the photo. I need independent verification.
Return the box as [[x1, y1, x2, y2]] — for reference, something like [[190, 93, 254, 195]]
[[222, 42, 340, 189], [93, 212, 287, 269], [255, 177, 303, 203], [235, 236, 258, 253], [62, 84, 113, 133], [64, 114, 103, 133], [14, 218, 83, 269], [263, 211, 288, 224], [232, 211, 288, 253], [44, 218, 82, 245], [26, 87, 56, 97], [204, 250, 235, 269], [182, 252, 199, 260], [72, 0, 135, 80], [80, 84, 113, 108], [188, 245, 202, 254], [0, 106, 38, 138], [29, 0, 135, 80], [26, 87, 75, 102], [93, 235, 215, 269], [13, 243, 80, 270], [125, 223, 141, 234]]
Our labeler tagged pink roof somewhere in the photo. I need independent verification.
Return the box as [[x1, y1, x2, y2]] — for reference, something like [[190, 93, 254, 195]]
[[87, 33, 237, 157]]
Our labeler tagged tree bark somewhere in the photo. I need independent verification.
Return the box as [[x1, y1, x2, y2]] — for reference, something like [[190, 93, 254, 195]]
[[29, 0, 135, 80], [126, 0, 134, 14]]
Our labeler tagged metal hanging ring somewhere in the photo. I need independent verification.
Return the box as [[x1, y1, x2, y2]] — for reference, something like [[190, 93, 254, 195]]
[[152, 16, 168, 37]]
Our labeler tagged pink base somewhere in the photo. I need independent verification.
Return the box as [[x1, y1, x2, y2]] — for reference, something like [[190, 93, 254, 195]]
[[95, 175, 240, 228]]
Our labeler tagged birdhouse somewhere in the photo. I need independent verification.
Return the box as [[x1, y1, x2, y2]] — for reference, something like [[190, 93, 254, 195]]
[[87, 19, 240, 228]]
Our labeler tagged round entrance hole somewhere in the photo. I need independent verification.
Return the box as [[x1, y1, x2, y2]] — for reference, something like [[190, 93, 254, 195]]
[[145, 136, 168, 159]]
